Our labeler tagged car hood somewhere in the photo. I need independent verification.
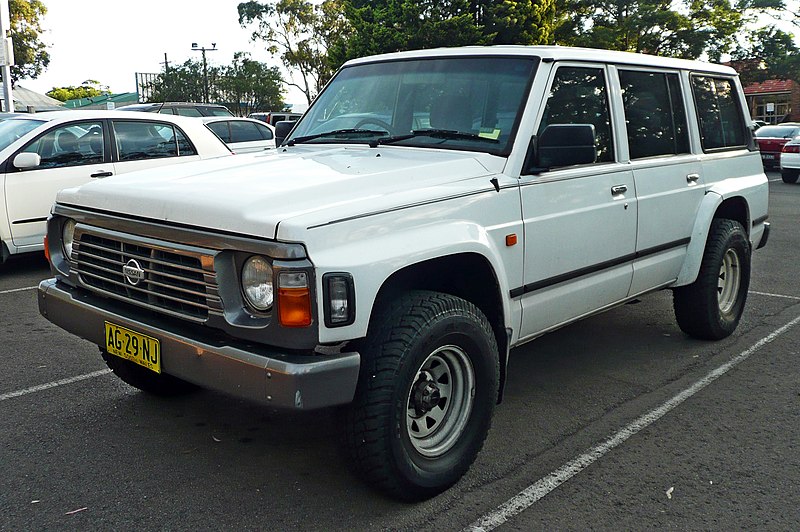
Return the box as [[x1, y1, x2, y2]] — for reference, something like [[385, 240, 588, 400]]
[[57, 146, 496, 240]]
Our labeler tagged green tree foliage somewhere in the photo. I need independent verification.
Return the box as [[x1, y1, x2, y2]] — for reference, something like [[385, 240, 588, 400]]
[[145, 56, 285, 115], [553, 0, 785, 61], [8, 0, 50, 83], [217, 52, 286, 115], [732, 26, 800, 85], [46, 79, 108, 102], [238, 0, 346, 104], [479, 0, 558, 45], [327, 1, 558, 67], [147, 59, 221, 103]]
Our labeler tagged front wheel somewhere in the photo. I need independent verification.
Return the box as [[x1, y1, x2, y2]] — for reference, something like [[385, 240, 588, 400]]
[[673, 219, 751, 340], [341, 291, 499, 500]]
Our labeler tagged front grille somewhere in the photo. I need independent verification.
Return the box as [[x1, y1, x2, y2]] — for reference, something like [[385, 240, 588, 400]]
[[73, 231, 219, 322]]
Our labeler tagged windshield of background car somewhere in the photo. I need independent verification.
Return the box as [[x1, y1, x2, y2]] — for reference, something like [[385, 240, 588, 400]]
[[0, 118, 46, 151], [755, 125, 800, 139], [287, 56, 539, 155]]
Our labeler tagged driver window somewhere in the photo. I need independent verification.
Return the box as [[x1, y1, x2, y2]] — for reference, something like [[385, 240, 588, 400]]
[[22, 121, 105, 169], [538, 66, 614, 164]]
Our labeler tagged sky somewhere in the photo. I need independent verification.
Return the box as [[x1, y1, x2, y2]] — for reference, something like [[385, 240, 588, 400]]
[[19, 0, 306, 106], [15, 0, 800, 108]]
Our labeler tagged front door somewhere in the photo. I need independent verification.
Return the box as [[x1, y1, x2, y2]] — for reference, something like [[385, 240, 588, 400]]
[[517, 64, 637, 340], [5, 120, 110, 248]]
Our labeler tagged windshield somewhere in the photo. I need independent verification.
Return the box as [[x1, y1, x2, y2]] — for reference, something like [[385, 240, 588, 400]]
[[287, 56, 538, 155], [755, 125, 800, 138], [0, 118, 45, 151]]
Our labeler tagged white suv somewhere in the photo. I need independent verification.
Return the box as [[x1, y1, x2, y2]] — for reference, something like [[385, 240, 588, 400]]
[[38, 46, 769, 500]]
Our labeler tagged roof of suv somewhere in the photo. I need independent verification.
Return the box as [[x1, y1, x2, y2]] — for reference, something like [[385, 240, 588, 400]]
[[345, 45, 738, 75]]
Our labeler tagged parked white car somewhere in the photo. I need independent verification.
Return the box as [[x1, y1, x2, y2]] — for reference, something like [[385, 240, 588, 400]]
[[0, 110, 232, 263], [779, 138, 800, 183], [202, 117, 276, 153]]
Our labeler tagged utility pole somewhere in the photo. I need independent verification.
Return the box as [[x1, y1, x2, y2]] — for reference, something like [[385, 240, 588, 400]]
[[191, 42, 217, 103], [160, 53, 171, 100], [0, 0, 14, 112]]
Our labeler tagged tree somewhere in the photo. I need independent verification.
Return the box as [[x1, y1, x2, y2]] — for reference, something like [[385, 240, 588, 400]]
[[732, 26, 800, 85], [238, 0, 347, 105], [146, 59, 221, 103], [328, 1, 558, 67], [477, 0, 558, 45], [217, 52, 286, 115], [46, 79, 108, 102], [8, 0, 50, 83], [553, 0, 785, 61]]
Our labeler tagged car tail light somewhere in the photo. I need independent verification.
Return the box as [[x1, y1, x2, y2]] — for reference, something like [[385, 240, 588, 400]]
[[782, 144, 800, 153]]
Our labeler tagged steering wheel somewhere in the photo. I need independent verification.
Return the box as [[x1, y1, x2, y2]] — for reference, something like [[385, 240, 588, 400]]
[[354, 118, 396, 135]]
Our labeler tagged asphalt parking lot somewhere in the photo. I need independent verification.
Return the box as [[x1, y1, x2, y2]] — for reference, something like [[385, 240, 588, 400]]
[[1, 172, 798, 530]]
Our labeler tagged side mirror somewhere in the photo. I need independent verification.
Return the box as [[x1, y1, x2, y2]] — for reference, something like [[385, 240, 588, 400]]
[[13, 152, 42, 170], [525, 124, 596, 173], [274, 120, 296, 146]]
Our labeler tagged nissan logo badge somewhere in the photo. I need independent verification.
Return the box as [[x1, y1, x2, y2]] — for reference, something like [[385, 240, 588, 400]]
[[123, 259, 146, 286]]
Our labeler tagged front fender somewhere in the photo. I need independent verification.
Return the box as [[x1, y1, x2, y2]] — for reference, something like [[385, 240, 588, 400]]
[[308, 219, 521, 344]]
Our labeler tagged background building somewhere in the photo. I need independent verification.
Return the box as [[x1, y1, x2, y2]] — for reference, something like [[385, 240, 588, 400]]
[[744, 79, 799, 124]]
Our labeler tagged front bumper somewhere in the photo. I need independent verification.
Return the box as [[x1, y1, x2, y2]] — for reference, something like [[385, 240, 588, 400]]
[[38, 279, 360, 410]]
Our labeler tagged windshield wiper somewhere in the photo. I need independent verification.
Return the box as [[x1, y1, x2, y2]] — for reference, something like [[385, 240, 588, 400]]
[[287, 129, 389, 146], [378, 128, 499, 145]]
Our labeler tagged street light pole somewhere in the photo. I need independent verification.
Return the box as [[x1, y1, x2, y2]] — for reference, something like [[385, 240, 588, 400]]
[[191, 42, 217, 103]]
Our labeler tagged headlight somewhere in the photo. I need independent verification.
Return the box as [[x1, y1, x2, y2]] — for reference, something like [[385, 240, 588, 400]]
[[62, 219, 77, 259], [241, 256, 274, 311]]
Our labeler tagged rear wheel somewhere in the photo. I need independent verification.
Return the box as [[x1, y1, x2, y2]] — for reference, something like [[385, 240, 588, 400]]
[[341, 291, 499, 500], [673, 219, 750, 340], [101, 350, 198, 396], [781, 169, 799, 183]]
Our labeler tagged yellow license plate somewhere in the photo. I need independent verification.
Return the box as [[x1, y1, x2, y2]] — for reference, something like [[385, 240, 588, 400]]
[[104, 322, 161, 373]]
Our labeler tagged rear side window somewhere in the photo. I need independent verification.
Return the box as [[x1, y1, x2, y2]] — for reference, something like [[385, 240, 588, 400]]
[[113, 121, 198, 161], [691, 76, 747, 150], [538, 66, 614, 164], [229, 120, 266, 143], [619, 70, 689, 159]]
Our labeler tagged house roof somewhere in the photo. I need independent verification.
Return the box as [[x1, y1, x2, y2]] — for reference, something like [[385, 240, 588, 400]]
[[1, 85, 65, 111], [744, 79, 795, 95], [64, 92, 139, 109]]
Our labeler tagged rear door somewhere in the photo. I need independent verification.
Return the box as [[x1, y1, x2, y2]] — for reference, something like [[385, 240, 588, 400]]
[[5, 119, 110, 248], [616, 68, 704, 295]]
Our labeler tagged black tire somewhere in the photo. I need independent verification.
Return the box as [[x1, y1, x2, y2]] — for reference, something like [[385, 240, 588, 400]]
[[101, 350, 198, 396], [781, 169, 799, 184], [673, 219, 750, 340], [341, 291, 499, 501]]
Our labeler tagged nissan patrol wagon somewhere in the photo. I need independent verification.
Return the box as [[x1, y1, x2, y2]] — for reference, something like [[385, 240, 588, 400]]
[[38, 46, 768, 500]]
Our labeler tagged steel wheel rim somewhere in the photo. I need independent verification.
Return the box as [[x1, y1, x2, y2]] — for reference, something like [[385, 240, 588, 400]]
[[406, 345, 475, 458], [718, 248, 741, 314]]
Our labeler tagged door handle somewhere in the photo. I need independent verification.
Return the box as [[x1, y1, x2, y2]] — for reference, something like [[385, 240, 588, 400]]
[[611, 184, 628, 195], [686, 173, 700, 183], [90, 171, 113, 178]]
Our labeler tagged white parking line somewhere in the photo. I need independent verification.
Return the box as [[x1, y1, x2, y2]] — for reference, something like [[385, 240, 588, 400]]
[[749, 290, 800, 301], [0, 286, 37, 295], [0, 369, 112, 402], [465, 313, 800, 532]]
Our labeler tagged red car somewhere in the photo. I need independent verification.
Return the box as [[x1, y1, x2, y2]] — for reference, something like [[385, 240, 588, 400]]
[[755, 123, 800, 169]]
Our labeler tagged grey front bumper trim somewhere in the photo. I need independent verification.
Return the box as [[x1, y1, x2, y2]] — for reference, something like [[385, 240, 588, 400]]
[[38, 279, 360, 410]]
